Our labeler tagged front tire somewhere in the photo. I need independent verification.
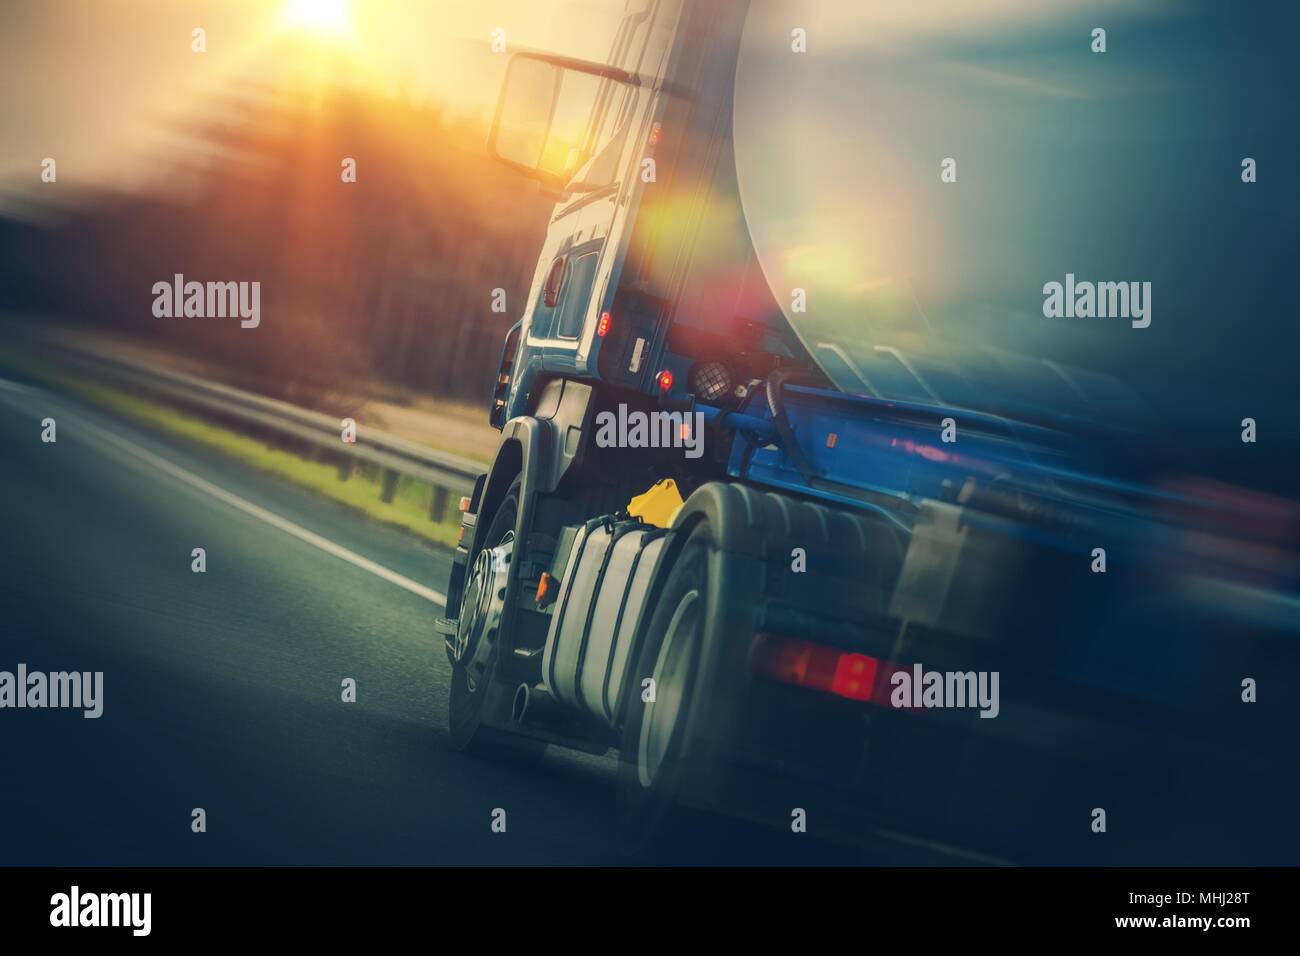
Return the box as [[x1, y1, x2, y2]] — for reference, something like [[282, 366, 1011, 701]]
[[448, 478, 545, 761]]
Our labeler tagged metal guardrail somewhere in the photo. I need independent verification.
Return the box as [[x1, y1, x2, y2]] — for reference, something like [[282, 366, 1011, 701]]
[[45, 342, 483, 522]]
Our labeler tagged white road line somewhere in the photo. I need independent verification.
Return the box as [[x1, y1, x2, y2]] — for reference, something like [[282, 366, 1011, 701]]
[[2, 380, 447, 605]]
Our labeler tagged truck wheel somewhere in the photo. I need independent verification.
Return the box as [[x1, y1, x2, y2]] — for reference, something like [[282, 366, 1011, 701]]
[[615, 484, 905, 860], [615, 524, 732, 858], [448, 477, 545, 762]]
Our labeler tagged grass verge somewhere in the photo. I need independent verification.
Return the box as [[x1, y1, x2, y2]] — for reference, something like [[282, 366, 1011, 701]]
[[0, 344, 463, 548]]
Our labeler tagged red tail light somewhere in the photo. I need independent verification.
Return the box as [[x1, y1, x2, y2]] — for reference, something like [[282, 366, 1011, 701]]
[[597, 311, 611, 337], [656, 369, 674, 392], [748, 634, 879, 702]]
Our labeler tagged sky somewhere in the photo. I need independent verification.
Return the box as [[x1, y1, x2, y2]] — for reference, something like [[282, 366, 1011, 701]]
[[0, 0, 628, 201]]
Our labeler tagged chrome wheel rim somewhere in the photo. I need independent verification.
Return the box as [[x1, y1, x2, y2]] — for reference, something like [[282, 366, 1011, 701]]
[[453, 531, 513, 692]]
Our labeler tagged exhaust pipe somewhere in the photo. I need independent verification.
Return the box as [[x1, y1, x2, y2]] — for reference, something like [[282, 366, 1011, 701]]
[[511, 683, 531, 724], [512, 682, 620, 753], [512, 683, 569, 731]]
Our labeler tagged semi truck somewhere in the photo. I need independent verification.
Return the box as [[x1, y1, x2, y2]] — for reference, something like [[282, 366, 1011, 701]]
[[435, 0, 1300, 863]]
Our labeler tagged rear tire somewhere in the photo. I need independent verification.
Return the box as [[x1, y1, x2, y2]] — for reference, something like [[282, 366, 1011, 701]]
[[615, 483, 906, 862], [615, 525, 744, 860]]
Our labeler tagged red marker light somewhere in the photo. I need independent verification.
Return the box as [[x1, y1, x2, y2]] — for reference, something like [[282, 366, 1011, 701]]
[[748, 634, 883, 704], [597, 311, 611, 337], [656, 369, 674, 392], [648, 122, 662, 147]]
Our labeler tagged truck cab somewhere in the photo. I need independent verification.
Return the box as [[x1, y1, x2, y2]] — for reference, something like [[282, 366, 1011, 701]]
[[486, 0, 800, 435]]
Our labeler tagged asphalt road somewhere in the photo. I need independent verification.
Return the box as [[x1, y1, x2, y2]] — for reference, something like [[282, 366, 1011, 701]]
[[0, 372, 628, 865], [4, 367, 1298, 868]]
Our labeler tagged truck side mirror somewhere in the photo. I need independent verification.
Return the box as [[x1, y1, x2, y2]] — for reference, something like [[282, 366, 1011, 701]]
[[488, 52, 638, 193]]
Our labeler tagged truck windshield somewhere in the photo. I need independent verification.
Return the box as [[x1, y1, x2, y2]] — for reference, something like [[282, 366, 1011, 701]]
[[559, 0, 654, 198], [564, 80, 636, 194]]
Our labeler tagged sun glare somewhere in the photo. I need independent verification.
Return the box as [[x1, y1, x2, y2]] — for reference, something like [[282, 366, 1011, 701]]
[[281, 0, 353, 38]]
